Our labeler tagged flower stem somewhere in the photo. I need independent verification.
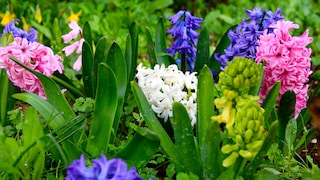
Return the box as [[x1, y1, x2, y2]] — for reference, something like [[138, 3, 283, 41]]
[[181, 53, 186, 72]]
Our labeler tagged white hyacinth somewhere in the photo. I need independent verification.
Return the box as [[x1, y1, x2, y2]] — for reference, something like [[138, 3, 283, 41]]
[[136, 63, 198, 126]]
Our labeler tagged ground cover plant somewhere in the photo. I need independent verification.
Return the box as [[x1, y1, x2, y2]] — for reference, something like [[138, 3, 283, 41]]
[[1, 0, 320, 179]]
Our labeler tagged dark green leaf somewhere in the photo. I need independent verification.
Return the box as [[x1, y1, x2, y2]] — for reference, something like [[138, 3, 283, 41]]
[[87, 63, 118, 156], [114, 128, 160, 169], [128, 21, 138, 82], [172, 102, 201, 176], [83, 22, 93, 50], [277, 91, 296, 150], [155, 17, 169, 66], [284, 118, 297, 153], [194, 25, 210, 73], [94, 36, 109, 65], [145, 27, 157, 66], [106, 42, 127, 140], [125, 33, 133, 83], [23, 107, 44, 147], [0, 70, 16, 125], [262, 81, 280, 128], [82, 41, 95, 98]]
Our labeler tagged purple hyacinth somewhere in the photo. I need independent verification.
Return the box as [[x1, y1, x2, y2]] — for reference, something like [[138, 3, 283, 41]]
[[167, 10, 203, 72], [0, 19, 37, 42], [66, 154, 144, 180], [214, 7, 283, 69]]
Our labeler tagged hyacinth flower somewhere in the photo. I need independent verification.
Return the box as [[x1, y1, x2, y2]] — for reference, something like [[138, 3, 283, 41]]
[[136, 63, 198, 125], [66, 154, 145, 180], [0, 19, 37, 42], [62, 20, 84, 71], [256, 20, 313, 117], [214, 7, 283, 69], [167, 10, 203, 72], [0, 37, 64, 98], [212, 57, 265, 167]]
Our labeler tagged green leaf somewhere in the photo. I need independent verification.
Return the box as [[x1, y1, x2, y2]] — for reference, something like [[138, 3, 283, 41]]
[[262, 81, 280, 127], [106, 42, 127, 140], [284, 118, 297, 153], [30, 20, 53, 39], [23, 107, 44, 147], [52, 18, 62, 45], [113, 127, 160, 169], [209, 25, 237, 74], [9, 56, 75, 121], [0, 70, 16, 125], [94, 36, 109, 65], [32, 144, 45, 180], [0, 33, 14, 47], [145, 26, 157, 67], [176, 172, 199, 180], [128, 21, 138, 82], [249, 63, 264, 96], [87, 63, 118, 156], [82, 41, 95, 98], [241, 120, 279, 177], [125, 33, 133, 83], [277, 91, 296, 150], [131, 81, 179, 165], [155, 17, 169, 66], [172, 102, 201, 176], [148, 0, 173, 11], [12, 93, 64, 129], [194, 25, 210, 73], [83, 22, 93, 50]]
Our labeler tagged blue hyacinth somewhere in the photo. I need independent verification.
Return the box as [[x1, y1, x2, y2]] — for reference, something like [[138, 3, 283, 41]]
[[66, 154, 145, 180], [214, 8, 283, 69], [0, 19, 37, 42], [167, 10, 202, 72]]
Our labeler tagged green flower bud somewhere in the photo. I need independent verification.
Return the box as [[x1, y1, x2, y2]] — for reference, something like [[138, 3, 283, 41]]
[[246, 140, 263, 151], [239, 150, 253, 159], [235, 134, 244, 145], [233, 76, 240, 88], [223, 151, 239, 167], [247, 120, 255, 130], [243, 68, 250, 78], [221, 144, 239, 154], [244, 129, 253, 143]]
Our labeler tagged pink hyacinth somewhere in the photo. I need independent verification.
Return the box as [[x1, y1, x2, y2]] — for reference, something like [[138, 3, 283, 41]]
[[0, 37, 64, 98], [62, 20, 84, 71], [256, 20, 313, 118]]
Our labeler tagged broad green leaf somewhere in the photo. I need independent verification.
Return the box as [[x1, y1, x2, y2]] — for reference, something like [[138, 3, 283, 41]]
[[23, 107, 44, 147], [106, 42, 127, 140], [209, 25, 237, 74], [194, 25, 210, 73], [9, 57, 75, 121], [0, 70, 16, 126], [197, 65, 217, 148], [284, 118, 297, 154], [277, 91, 296, 150], [13, 93, 64, 129], [94, 36, 109, 65], [30, 20, 52, 39], [148, 0, 173, 11], [172, 102, 201, 176], [241, 120, 279, 177], [51, 73, 85, 98], [87, 63, 118, 156], [114, 127, 160, 169], [262, 81, 280, 127], [155, 17, 169, 66], [131, 81, 180, 165], [145, 26, 157, 66], [83, 22, 93, 50], [128, 21, 138, 82], [0, 33, 14, 47], [203, 120, 221, 179], [82, 41, 95, 98]]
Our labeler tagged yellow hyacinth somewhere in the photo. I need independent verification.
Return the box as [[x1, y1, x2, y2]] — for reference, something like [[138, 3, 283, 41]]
[[0, 11, 15, 26], [35, 6, 42, 23], [21, 17, 30, 30], [65, 10, 82, 23]]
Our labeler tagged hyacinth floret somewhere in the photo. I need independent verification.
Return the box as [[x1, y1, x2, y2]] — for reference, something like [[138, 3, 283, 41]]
[[256, 20, 313, 117], [0, 37, 63, 98], [0, 19, 37, 42], [136, 63, 197, 125], [212, 57, 265, 167], [167, 10, 203, 72], [66, 154, 144, 180], [214, 8, 283, 70]]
